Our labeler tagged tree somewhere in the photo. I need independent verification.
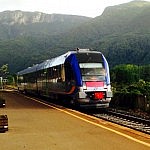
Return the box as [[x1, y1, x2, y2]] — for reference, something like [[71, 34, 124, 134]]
[[111, 64, 139, 84], [0, 64, 9, 77]]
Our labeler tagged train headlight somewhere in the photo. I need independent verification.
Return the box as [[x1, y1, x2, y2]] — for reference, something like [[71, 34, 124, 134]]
[[83, 82, 87, 90], [94, 92, 104, 100], [4, 126, 8, 129]]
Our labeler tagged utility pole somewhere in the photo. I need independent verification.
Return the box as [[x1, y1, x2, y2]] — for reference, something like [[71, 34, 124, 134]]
[[0, 77, 3, 89]]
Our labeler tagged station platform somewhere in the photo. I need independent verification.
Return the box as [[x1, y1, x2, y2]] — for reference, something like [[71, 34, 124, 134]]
[[0, 90, 150, 150]]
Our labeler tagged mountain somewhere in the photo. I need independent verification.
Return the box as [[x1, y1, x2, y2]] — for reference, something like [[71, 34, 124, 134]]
[[0, 10, 91, 39], [0, 0, 150, 73], [59, 0, 150, 45]]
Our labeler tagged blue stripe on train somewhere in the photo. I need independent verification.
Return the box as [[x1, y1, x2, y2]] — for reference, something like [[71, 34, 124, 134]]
[[102, 54, 110, 85], [65, 54, 82, 87]]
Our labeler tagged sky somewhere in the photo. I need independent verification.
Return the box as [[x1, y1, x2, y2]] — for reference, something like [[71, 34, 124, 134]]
[[0, 0, 150, 18]]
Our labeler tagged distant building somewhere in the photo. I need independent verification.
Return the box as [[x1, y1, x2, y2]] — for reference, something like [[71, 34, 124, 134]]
[[0, 77, 7, 89]]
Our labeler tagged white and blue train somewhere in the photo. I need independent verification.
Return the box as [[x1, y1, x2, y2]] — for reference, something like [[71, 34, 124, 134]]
[[17, 49, 112, 108]]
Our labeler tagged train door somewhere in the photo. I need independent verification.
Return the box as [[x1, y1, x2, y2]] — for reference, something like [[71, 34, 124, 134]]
[[64, 62, 75, 93]]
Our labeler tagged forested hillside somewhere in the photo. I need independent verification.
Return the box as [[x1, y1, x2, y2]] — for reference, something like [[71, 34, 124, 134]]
[[0, 0, 150, 73], [58, 0, 150, 67]]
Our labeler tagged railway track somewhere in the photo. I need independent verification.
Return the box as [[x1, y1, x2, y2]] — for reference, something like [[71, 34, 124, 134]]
[[92, 108, 150, 135]]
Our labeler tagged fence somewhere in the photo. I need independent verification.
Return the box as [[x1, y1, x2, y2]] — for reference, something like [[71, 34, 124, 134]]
[[110, 93, 150, 113]]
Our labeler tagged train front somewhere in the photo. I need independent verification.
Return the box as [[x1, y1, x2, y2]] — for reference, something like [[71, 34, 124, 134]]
[[74, 49, 112, 108]]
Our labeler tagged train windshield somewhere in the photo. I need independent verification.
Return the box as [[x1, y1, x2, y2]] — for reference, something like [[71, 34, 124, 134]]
[[79, 63, 106, 81]]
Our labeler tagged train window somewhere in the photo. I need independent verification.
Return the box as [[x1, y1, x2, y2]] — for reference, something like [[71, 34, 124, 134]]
[[79, 63, 103, 69], [80, 63, 105, 75], [76, 53, 103, 63], [47, 65, 63, 82], [53, 66, 61, 79], [65, 62, 74, 81], [47, 67, 52, 81], [79, 63, 106, 81], [25, 72, 36, 83]]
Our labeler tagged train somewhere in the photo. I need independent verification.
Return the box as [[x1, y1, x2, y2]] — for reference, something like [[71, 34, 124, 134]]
[[17, 48, 112, 108]]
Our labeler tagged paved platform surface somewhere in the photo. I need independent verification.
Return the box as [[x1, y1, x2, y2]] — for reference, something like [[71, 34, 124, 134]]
[[0, 91, 150, 150]]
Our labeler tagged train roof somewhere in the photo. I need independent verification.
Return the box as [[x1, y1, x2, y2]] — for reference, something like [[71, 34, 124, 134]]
[[17, 49, 102, 75]]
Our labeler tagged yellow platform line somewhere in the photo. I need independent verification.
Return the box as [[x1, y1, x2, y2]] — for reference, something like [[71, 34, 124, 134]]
[[26, 95, 150, 148]]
